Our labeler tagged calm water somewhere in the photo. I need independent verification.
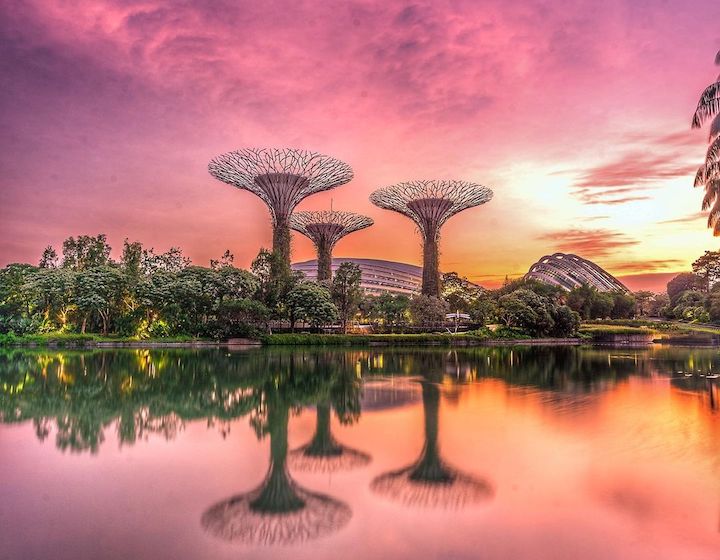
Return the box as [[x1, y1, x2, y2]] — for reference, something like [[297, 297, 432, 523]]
[[1, 346, 720, 560]]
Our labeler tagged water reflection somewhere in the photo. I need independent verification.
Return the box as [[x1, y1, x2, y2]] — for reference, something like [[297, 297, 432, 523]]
[[201, 377, 351, 545], [370, 372, 494, 509], [2, 346, 720, 557]]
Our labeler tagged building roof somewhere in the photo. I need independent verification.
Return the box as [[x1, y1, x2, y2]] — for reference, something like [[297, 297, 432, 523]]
[[525, 253, 629, 292], [292, 258, 422, 295]]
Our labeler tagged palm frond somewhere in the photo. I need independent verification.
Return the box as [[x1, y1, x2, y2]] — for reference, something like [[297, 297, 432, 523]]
[[716, 50, 720, 65], [702, 180, 720, 210], [710, 113, 720, 141], [695, 164, 707, 187], [706, 161, 720, 182], [706, 135, 720, 164], [692, 81, 720, 128], [708, 197, 720, 234]]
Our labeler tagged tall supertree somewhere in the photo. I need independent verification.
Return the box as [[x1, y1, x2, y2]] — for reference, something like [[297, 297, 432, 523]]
[[290, 210, 373, 282], [370, 180, 493, 296], [208, 148, 354, 267]]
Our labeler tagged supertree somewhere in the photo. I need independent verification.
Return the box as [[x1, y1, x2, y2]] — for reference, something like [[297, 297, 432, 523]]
[[370, 180, 493, 296], [208, 148, 354, 267], [290, 210, 373, 282]]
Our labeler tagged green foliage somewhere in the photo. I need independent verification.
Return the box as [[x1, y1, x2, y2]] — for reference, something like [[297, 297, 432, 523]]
[[287, 282, 338, 329], [331, 263, 363, 333], [566, 284, 636, 320], [667, 273, 705, 304], [409, 295, 449, 326], [360, 293, 410, 327], [497, 289, 555, 336]]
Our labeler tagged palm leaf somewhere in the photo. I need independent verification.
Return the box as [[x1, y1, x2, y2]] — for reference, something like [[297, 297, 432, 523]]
[[706, 135, 720, 164], [716, 50, 720, 65], [709, 197, 720, 234], [695, 164, 707, 187], [692, 82, 720, 128], [710, 113, 720, 141], [702, 180, 720, 210]]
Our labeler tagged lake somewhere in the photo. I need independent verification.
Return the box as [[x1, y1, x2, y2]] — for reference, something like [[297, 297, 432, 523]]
[[1, 346, 719, 560]]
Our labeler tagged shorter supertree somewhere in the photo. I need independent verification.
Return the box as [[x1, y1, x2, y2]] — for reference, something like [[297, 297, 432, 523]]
[[370, 180, 493, 296], [208, 148, 354, 267], [290, 211, 373, 282]]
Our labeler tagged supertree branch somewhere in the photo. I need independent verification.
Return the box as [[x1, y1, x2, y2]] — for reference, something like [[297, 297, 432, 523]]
[[369, 180, 492, 296], [208, 148, 354, 263], [290, 211, 373, 281]]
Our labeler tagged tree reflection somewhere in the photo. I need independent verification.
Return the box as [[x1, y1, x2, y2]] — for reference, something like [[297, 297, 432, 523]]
[[201, 352, 352, 545], [370, 357, 494, 510]]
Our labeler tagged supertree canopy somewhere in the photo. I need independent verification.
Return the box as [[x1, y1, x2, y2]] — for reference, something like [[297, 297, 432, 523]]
[[290, 210, 373, 282], [208, 148, 354, 266], [370, 180, 493, 296]]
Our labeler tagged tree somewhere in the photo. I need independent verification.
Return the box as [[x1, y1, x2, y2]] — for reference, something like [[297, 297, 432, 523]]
[[39, 246, 58, 268], [331, 263, 362, 333], [74, 265, 125, 333], [634, 291, 655, 317], [360, 293, 410, 328], [141, 246, 190, 273], [496, 289, 554, 337], [61, 234, 112, 271], [286, 282, 338, 330], [667, 273, 705, 304], [566, 284, 598, 320], [442, 272, 484, 312], [691, 50, 720, 234], [550, 306, 580, 338], [692, 250, 720, 290], [210, 250, 235, 270], [409, 295, 449, 328], [610, 291, 636, 319]]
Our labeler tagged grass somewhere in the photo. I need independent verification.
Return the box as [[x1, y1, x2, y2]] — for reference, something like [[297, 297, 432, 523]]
[[579, 324, 658, 336], [0, 332, 203, 347]]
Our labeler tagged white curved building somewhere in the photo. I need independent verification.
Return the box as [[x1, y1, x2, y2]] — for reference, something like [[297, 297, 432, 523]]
[[525, 253, 628, 292], [292, 258, 421, 295]]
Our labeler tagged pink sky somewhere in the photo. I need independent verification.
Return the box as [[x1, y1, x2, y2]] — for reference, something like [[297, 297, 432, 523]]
[[1, 0, 719, 291]]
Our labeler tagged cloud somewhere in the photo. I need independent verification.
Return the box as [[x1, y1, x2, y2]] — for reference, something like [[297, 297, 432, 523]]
[[567, 130, 702, 205], [658, 211, 706, 224], [606, 259, 685, 273], [537, 228, 639, 258]]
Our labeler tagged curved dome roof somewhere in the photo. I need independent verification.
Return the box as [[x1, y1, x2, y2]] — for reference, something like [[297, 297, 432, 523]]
[[525, 253, 628, 292]]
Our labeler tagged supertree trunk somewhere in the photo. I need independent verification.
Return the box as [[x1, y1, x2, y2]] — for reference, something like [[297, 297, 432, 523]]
[[272, 217, 292, 267], [421, 235, 441, 297], [316, 241, 333, 283]]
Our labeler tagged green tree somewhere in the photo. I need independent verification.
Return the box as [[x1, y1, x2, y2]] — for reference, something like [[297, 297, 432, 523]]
[[496, 289, 554, 337], [287, 282, 338, 330], [610, 292, 636, 319], [692, 250, 720, 291], [409, 295, 449, 328], [634, 290, 655, 317], [331, 263, 363, 333], [74, 265, 125, 333], [667, 273, 705, 304], [61, 234, 112, 271]]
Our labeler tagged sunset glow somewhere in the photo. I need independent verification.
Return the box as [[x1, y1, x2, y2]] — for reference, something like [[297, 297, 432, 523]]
[[1, 0, 719, 291]]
